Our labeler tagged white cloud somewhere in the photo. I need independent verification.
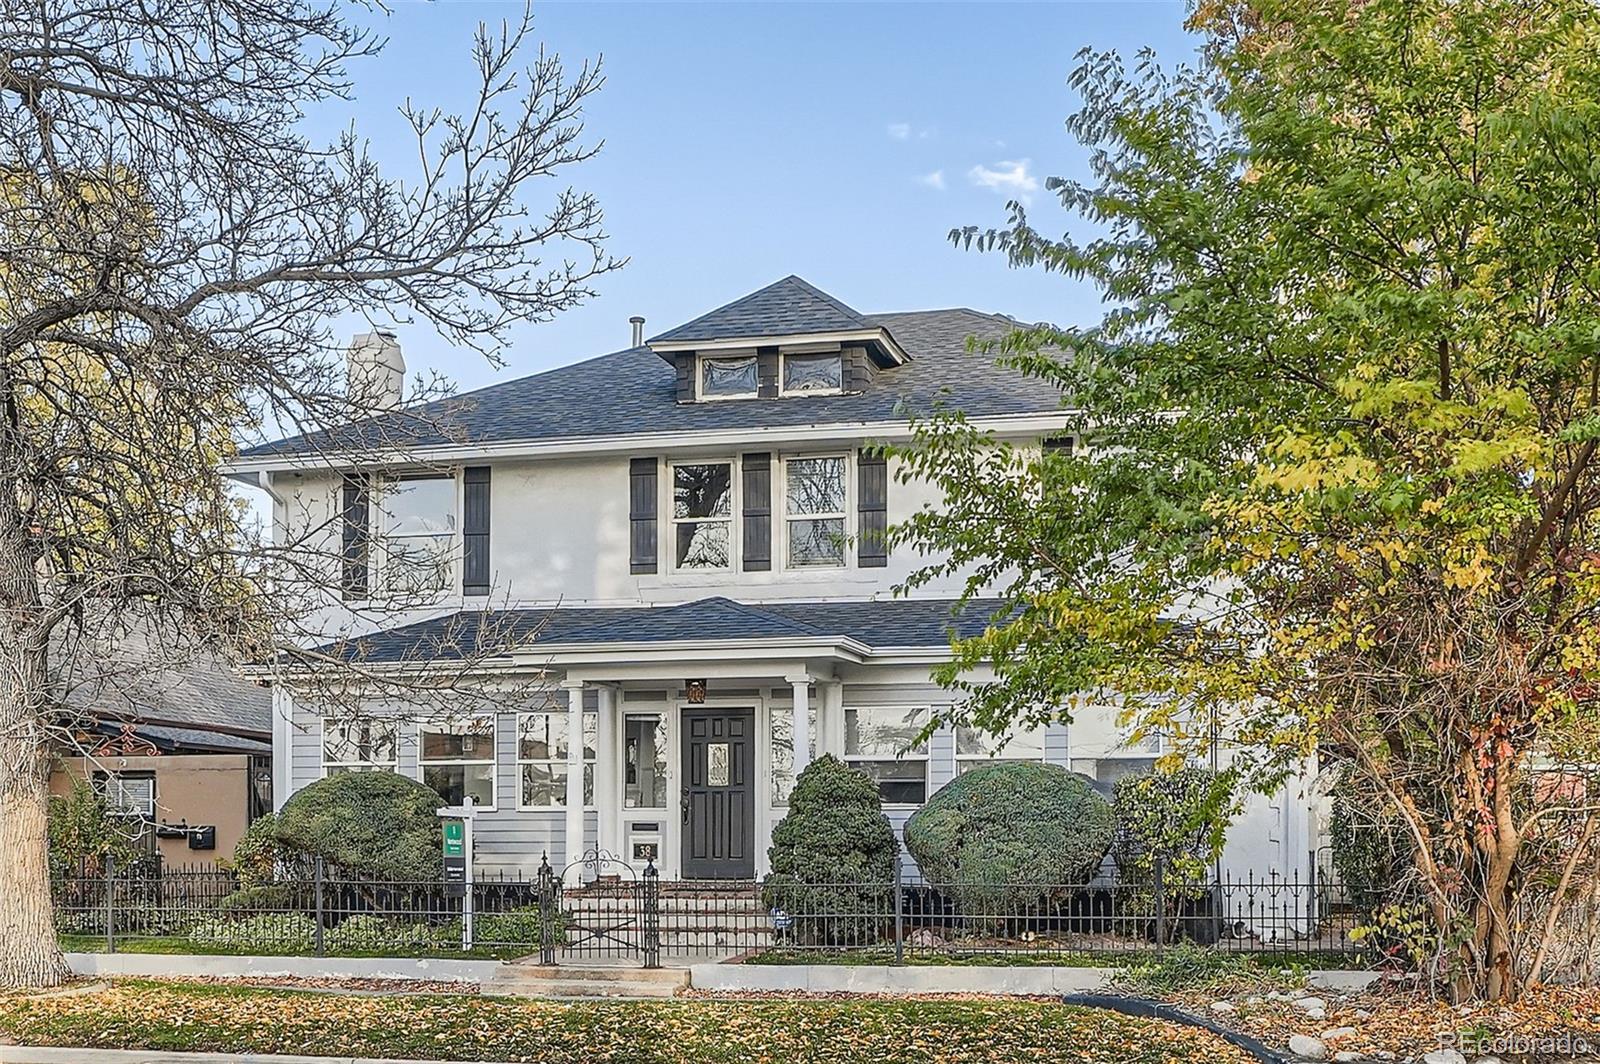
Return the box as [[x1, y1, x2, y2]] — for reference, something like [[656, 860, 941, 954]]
[[887, 122, 911, 141], [916, 170, 946, 191], [968, 158, 1039, 203]]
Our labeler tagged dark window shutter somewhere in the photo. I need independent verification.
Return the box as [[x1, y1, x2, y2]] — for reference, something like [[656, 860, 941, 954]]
[[340, 473, 370, 597], [675, 355, 695, 402], [742, 453, 771, 571], [463, 466, 491, 596], [630, 458, 659, 574], [757, 350, 779, 398], [857, 450, 888, 568]]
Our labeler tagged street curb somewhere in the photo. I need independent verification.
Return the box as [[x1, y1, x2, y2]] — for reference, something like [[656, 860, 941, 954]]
[[65, 953, 502, 985], [1060, 993, 1289, 1064]]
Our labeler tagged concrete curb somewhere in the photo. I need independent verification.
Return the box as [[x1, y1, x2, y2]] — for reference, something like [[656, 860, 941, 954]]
[[65, 953, 503, 985], [689, 962, 1115, 995], [0, 1049, 503, 1064]]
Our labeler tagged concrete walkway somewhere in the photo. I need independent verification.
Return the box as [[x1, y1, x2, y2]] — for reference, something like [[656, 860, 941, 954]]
[[1, 1048, 518, 1064]]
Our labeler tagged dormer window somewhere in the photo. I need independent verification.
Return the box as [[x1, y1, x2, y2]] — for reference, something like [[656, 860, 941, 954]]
[[698, 355, 758, 400], [781, 352, 843, 396]]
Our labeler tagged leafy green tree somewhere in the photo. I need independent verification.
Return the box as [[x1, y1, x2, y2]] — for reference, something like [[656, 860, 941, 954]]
[[46, 780, 145, 876], [890, 0, 1600, 1000]]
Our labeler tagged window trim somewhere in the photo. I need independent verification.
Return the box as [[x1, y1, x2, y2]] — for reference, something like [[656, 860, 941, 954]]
[[668, 458, 738, 573], [95, 770, 157, 820], [417, 714, 498, 812], [695, 353, 760, 401], [778, 351, 844, 397], [843, 704, 931, 808], [780, 452, 850, 571], [320, 716, 400, 776], [516, 709, 598, 811], [371, 471, 461, 596]]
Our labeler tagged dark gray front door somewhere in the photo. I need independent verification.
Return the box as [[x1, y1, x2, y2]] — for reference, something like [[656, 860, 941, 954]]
[[681, 708, 755, 879]]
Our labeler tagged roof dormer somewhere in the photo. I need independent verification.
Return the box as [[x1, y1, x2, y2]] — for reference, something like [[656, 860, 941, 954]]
[[647, 276, 909, 403]]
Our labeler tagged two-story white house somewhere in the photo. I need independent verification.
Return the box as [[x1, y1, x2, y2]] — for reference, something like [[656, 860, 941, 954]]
[[230, 276, 1314, 883]]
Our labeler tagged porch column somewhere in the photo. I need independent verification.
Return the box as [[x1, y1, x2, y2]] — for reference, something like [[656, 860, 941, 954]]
[[595, 684, 622, 862], [786, 672, 812, 776], [819, 680, 844, 758], [561, 679, 586, 867]]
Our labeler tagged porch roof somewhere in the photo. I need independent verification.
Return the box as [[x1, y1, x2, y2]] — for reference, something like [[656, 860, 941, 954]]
[[301, 596, 1006, 666]]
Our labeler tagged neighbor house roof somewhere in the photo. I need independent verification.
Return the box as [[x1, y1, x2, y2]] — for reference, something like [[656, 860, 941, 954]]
[[239, 277, 1061, 462], [305, 596, 1006, 665]]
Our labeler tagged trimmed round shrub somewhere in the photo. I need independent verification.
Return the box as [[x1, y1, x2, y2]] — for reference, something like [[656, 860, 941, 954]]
[[762, 755, 899, 945], [228, 813, 307, 888], [275, 771, 444, 881], [903, 762, 1113, 913]]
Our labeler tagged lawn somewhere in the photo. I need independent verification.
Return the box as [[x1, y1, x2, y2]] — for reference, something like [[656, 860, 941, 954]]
[[0, 979, 1255, 1063]]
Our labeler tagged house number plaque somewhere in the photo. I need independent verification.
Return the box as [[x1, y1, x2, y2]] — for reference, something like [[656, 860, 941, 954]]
[[707, 742, 730, 786]]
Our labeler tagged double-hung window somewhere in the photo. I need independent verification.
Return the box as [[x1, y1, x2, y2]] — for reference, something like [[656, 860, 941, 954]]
[[518, 710, 596, 808], [322, 717, 399, 775], [698, 355, 759, 399], [844, 705, 929, 805], [672, 461, 734, 570], [377, 475, 457, 593], [955, 725, 1048, 773], [419, 716, 496, 809], [784, 456, 847, 567], [780, 352, 842, 395]]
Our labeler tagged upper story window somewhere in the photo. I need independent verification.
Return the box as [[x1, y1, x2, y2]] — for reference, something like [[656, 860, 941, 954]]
[[781, 352, 842, 396], [698, 355, 758, 400], [672, 461, 734, 570], [784, 456, 847, 567], [377, 475, 456, 593]]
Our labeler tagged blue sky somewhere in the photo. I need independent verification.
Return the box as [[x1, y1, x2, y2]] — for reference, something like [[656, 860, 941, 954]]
[[323, 2, 1200, 394]]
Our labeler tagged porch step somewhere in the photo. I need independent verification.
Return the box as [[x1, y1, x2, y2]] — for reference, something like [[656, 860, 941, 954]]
[[483, 964, 688, 999]]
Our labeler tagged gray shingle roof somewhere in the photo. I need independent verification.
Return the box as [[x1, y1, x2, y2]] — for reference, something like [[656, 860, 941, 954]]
[[647, 275, 873, 343], [242, 279, 1060, 459], [311, 597, 1005, 664], [68, 626, 273, 740]]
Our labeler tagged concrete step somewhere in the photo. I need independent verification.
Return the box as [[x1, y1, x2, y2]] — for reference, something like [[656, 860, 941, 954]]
[[483, 964, 688, 999]]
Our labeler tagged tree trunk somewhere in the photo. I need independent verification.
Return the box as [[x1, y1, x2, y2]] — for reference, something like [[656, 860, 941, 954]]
[[0, 750, 68, 989]]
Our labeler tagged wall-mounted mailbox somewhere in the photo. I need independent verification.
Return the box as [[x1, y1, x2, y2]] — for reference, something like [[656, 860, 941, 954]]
[[187, 825, 216, 851]]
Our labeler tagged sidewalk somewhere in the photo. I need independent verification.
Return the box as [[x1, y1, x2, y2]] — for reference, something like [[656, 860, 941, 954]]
[[1, 1048, 515, 1064]]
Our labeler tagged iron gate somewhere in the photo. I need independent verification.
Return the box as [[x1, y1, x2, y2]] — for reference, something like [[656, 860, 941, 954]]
[[535, 848, 660, 968]]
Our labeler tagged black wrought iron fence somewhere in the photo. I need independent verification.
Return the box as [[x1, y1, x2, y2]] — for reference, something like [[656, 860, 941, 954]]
[[52, 856, 1373, 968]]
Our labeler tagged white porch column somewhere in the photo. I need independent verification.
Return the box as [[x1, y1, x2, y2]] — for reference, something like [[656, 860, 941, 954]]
[[561, 679, 586, 866], [819, 680, 844, 758], [595, 685, 622, 861], [786, 672, 812, 776]]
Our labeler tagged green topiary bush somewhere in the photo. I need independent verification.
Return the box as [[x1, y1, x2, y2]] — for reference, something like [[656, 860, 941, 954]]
[[903, 762, 1113, 913], [274, 771, 444, 881], [762, 755, 900, 945], [1111, 766, 1227, 885]]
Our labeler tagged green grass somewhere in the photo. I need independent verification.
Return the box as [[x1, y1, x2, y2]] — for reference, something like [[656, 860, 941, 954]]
[[0, 979, 1255, 1063], [59, 934, 531, 961]]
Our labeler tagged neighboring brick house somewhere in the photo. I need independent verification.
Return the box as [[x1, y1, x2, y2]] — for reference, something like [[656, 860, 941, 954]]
[[230, 276, 1313, 882]]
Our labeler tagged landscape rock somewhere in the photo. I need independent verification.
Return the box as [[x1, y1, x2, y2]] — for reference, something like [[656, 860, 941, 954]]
[[1321, 1026, 1358, 1041], [1422, 1051, 1466, 1064], [1293, 996, 1328, 1012], [1211, 1001, 1237, 1015], [1333, 1053, 1362, 1062], [1288, 1034, 1329, 1061]]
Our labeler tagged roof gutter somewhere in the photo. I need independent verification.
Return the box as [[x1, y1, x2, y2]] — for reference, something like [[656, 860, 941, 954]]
[[222, 410, 1073, 476]]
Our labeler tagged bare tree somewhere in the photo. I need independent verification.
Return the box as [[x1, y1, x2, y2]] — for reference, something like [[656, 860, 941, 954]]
[[0, 0, 618, 987]]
